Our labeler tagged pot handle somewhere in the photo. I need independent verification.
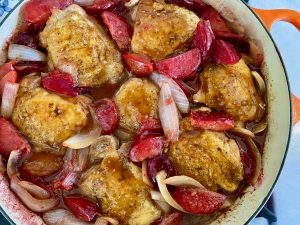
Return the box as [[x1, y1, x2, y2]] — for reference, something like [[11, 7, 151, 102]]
[[253, 7, 300, 125], [252, 8, 300, 31]]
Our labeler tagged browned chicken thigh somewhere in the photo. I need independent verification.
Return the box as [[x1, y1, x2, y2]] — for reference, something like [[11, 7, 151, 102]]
[[131, 0, 199, 60], [193, 59, 265, 122]]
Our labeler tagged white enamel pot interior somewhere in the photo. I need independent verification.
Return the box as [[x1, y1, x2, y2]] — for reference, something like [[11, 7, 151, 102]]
[[0, 0, 292, 224]]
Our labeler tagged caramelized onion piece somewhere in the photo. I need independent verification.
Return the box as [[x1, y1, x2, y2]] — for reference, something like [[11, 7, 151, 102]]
[[19, 180, 50, 199], [164, 175, 204, 188], [246, 137, 262, 186], [230, 127, 255, 139], [10, 175, 59, 213], [156, 170, 185, 212], [63, 129, 100, 149], [150, 191, 166, 202], [98, 217, 119, 225], [1, 83, 19, 119], [43, 209, 91, 225], [8, 44, 46, 62], [251, 71, 266, 96]]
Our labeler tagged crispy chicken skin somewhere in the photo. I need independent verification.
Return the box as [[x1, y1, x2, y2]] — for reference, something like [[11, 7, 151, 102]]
[[79, 150, 161, 225], [131, 0, 199, 60], [12, 83, 88, 155], [114, 78, 159, 139], [193, 59, 265, 122], [40, 4, 124, 87], [168, 118, 244, 192]]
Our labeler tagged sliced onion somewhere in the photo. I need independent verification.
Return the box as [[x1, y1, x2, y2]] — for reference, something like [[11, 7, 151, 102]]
[[76, 148, 89, 172], [142, 160, 152, 187], [154, 200, 172, 214], [74, 0, 94, 6], [43, 209, 91, 225], [246, 137, 262, 186], [150, 191, 166, 202], [98, 217, 119, 225], [156, 170, 185, 212], [164, 175, 204, 188], [95, 218, 108, 225], [63, 128, 100, 149], [230, 127, 255, 139], [8, 44, 47, 62], [62, 171, 78, 188], [151, 72, 190, 114], [1, 82, 19, 119], [7, 150, 22, 179], [130, 5, 138, 21], [196, 106, 212, 112], [125, 0, 140, 7], [251, 71, 266, 95], [159, 83, 179, 142], [251, 120, 267, 134], [19, 180, 50, 199], [10, 175, 59, 213]]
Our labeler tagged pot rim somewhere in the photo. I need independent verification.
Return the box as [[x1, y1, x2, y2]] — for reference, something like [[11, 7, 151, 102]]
[[0, 0, 293, 224]]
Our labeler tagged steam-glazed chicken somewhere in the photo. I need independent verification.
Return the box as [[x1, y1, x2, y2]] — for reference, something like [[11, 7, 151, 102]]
[[80, 148, 161, 225], [114, 78, 159, 138], [193, 59, 265, 122], [131, 0, 200, 60], [40, 5, 124, 87], [0, 0, 268, 224]]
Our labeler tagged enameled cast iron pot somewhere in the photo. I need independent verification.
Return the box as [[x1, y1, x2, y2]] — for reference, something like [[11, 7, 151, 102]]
[[0, 0, 299, 224]]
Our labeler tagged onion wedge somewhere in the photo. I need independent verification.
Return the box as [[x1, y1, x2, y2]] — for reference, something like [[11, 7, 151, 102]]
[[125, 0, 140, 7], [8, 44, 46, 62], [7, 150, 22, 179], [246, 137, 262, 186], [230, 127, 255, 139], [63, 128, 100, 149], [1, 82, 19, 119], [159, 83, 179, 142], [150, 191, 165, 202], [74, 0, 94, 6], [10, 175, 59, 213], [164, 176, 205, 188], [154, 200, 172, 213], [150, 73, 190, 114], [43, 209, 91, 225], [142, 160, 152, 187], [251, 71, 266, 95], [19, 180, 50, 199], [156, 170, 185, 212]]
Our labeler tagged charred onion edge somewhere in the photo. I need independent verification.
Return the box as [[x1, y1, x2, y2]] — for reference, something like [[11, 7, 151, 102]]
[[246, 137, 262, 186], [10, 175, 59, 213], [230, 127, 255, 139], [251, 71, 266, 95], [156, 170, 186, 212], [142, 160, 153, 187], [164, 175, 205, 188], [19, 180, 50, 199]]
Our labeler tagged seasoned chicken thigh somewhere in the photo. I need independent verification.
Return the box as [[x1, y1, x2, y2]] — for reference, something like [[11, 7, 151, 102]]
[[79, 149, 161, 225], [12, 79, 88, 155], [131, 0, 199, 60], [114, 78, 159, 139], [168, 118, 244, 192], [40, 4, 124, 87], [193, 59, 265, 122]]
